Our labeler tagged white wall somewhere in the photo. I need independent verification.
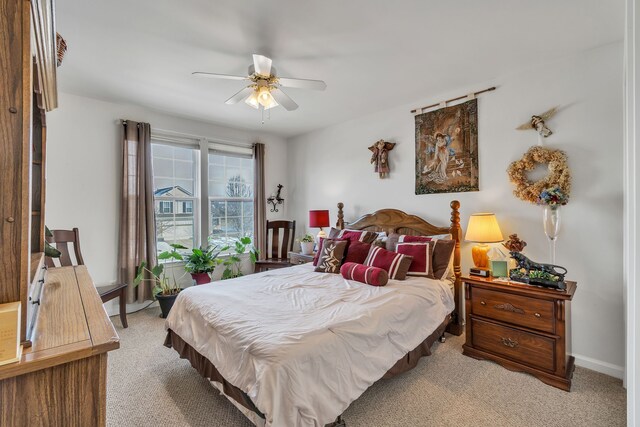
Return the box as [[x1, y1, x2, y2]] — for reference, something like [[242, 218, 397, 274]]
[[46, 92, 289, 289], [287, 43, 625, 377], [624, 0, 639, 422]]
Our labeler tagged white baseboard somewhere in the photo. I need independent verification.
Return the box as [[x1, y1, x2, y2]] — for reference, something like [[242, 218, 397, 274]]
[[573, 353, 624, 379]]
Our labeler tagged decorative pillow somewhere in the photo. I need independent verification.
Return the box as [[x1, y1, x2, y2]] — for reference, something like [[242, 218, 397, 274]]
[[396, 243, 434, 278], [363, 246, 413, 280], [329, 227, 378, 244], [343, 240, 372, 264], [313, 237, 347, 266], [314, 239, 349, 273], [340, 262, 389, 287], [385, 232, 451, 251], [431, 239, 456, 280]]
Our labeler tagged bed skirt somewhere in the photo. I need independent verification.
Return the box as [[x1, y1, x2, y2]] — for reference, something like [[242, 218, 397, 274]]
[[164, 313, 451, 424]]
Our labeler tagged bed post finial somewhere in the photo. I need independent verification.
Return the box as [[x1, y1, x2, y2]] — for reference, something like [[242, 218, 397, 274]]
[[448, 200, 464, 336], [337, 202, 344, 229]]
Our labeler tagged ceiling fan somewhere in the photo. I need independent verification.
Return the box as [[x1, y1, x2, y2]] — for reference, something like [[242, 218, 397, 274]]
[[192, 54, 326, 111]]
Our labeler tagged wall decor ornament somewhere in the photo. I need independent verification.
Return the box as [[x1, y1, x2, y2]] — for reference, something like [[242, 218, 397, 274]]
[[516, 106, 558, 139], [368, 139, 396, 178], [415, 99, 479, 194], [266, 184, 284, 212]]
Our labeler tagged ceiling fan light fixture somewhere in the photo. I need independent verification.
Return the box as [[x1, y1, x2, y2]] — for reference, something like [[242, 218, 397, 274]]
[[258, 86, 278, 109], [244, 91, 260, 109]]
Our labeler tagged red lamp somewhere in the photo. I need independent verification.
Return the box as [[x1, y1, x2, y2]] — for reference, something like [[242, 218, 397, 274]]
[[309, 210, 330, 240]]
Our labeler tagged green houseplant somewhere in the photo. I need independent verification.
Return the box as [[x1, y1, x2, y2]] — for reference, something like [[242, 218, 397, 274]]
[[134, 243, 186, 318], [299, 233, 315, 255], [184, 245, 224, 285], [220, 237, 258, 280]]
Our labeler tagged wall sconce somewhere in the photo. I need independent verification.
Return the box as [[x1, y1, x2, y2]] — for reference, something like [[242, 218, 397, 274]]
[[267, 184, 284, 212]]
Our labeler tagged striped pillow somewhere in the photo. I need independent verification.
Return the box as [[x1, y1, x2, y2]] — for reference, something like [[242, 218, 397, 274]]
[[396, 243, 434, 278], [340, 262, 389, 287], [363, 246, 413, 280], [329, 227, 378, 244]]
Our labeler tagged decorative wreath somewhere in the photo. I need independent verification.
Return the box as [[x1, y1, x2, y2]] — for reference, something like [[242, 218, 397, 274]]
[[507, 146, 571, 204]]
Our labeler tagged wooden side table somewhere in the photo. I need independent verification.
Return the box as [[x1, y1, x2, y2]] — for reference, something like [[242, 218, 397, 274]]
[[288, 251, 315, 265], [462, 275, 577, 391]]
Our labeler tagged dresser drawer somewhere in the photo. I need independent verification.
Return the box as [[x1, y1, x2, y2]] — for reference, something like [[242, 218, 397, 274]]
[[471, 287, 555, 333], [471, 318, 556, 372]]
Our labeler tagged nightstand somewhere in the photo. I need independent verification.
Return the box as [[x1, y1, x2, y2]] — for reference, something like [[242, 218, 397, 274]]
[[288, 251, 315, 265], [462, 275, 577, 391]]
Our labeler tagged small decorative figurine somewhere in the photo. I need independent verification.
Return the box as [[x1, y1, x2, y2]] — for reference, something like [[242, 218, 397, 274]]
[[503, 234, 527, 253], [508, 251, 567, 290], [516, 106, 558, 138], [368, 139, 396, 178]]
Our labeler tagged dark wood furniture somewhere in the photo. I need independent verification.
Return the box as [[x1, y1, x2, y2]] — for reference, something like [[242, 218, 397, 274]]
[[0, 2, 119, 424], [289, 251, 315, 265], [462, 275, 576, 391], [46, 228, 129, 328], [255, 220, 296, 272], [335, 201, 464, 336]]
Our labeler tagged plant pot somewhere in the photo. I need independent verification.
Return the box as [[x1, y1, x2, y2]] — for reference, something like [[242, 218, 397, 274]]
[[156, 290, 182, 319], [191, 272, 211, 285], [300, 241, 315, 255]]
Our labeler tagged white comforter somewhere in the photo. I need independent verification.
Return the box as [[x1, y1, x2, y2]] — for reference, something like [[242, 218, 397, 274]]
[[165, 264, 454, 427]]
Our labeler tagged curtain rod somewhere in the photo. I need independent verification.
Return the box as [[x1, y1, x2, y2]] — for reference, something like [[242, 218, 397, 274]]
[[410, 86, 496, 114], [116, 119, 256, 149]]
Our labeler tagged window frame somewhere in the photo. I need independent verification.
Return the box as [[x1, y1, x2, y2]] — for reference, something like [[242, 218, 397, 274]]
[[150, 133, 254, 255]]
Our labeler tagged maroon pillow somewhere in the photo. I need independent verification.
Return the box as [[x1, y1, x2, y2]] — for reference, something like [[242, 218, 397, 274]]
[[340, 262, 389, 286], [386, 233, 433, 251], [396, 243, 434, 278], [329, 227, 378, 244], [363, 246, 413, 280], [343, 240, 372, 264]]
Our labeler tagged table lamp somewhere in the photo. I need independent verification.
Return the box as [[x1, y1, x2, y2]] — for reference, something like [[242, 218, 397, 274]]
[[465, 213, 504, 270], [309, 210, 330, 241]]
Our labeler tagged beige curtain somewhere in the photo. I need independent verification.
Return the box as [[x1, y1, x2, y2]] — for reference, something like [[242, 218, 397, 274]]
[[118, 120, 157, 303], [253, 143, 267, 260]]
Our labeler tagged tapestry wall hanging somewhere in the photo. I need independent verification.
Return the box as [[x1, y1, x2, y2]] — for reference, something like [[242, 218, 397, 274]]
[[415, 99, 479, 194]]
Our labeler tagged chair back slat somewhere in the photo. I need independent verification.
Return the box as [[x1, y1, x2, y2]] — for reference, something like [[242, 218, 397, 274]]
[[45, 228, 85, 267], [265, 220, 296, 260]]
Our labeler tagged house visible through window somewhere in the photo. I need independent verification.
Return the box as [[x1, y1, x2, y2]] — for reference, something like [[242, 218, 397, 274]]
[[151, 138, 254, 255]]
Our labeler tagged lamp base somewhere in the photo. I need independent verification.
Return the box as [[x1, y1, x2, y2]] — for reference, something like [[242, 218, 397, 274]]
[[471, 243, 490, 269], [316, 228, 327, 242]]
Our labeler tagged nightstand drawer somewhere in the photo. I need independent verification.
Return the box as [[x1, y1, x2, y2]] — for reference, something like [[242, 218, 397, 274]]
[[471, 318, 556, 372], [289, 252, 314, 265], [471, 287, 555, 333]]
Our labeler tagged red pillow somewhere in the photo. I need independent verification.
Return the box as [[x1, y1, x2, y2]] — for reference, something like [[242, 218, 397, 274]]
[[363, 246, 413, 280], [329, 228, 378, 244], [340, 262, 389, 286], [343, 240, 371, 264], [396, 243, 434, 278]]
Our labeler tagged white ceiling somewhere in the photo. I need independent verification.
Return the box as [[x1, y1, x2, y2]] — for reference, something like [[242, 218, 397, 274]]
[[56, 0, 624, 138]]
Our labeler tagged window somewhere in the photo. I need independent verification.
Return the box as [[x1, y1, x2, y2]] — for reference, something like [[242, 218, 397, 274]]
[[152, 143, 199, 253], [209, 153, 254, 247], [151, 138, 254, 255]]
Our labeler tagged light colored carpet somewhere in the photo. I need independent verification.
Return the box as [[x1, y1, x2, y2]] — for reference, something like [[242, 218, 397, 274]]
[[107, 307, 626, 427]]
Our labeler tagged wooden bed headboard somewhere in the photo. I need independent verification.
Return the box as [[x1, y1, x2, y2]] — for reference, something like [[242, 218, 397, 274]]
[[335, 201, 463, 336]]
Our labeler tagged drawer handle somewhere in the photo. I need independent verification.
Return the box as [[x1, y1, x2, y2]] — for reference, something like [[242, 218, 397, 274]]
[[480, 301, 486, 305], [500, 337, 519, 348], [493, 303, 525, 315], [534, 313, 541, 318]]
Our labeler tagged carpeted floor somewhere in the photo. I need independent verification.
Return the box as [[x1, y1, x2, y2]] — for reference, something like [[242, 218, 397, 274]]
[[107, 307, 626, 427]]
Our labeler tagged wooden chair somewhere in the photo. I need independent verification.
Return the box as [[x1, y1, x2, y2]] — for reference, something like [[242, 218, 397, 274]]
[[46, 228, 128, 328], [254, 220, 296, 273]]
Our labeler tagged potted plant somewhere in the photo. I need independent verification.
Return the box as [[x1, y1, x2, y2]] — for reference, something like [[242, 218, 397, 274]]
[[221, 236, 258, 280], [134, 243, 186, 318], [299, 234, 315, 255], [185, 245, 223, 285]]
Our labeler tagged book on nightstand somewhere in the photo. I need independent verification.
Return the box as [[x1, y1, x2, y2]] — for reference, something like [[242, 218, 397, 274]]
[[0, 302, 22, 366]]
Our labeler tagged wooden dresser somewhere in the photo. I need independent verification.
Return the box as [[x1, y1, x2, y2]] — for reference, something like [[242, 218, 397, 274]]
[[462, 275, 576, 391], [0, 264, 119, 426]]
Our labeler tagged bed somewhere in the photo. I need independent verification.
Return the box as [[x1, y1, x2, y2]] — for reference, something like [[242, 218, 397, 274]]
[[164, 201, 463, 427]]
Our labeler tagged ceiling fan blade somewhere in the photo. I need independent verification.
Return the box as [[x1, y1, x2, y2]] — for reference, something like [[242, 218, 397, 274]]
[[271, 88, 298, 111], [278, 77, 326, 91], [192, 72, 248, 81], [225, 86, 254, 105], [252, 54, 272, 77]]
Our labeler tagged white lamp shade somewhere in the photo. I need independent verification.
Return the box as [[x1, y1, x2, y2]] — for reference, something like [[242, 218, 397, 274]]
[[465, 213, 504, 243]]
